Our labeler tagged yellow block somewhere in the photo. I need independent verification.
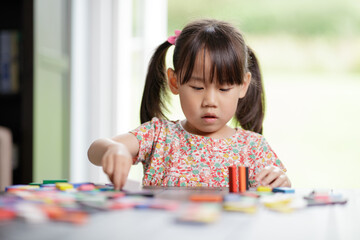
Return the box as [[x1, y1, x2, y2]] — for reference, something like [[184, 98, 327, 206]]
[[257, 186, 272, 192], [223, 205, 257, 214], [56, 182, 73, 191], [263, 198, 292, 208]]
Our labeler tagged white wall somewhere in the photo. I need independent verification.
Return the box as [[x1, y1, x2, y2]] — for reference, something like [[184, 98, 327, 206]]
[[70, 0, 167, 183]]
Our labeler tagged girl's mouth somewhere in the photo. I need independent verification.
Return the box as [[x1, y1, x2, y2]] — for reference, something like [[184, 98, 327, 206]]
[[202, 114, 218, 123]]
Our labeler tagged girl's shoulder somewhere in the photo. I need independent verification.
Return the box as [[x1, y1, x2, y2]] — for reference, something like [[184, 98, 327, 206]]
[[235, 128, 265, 144], [130, 117, 183, 144], [138, 117, 181, 133], [148, 117, 178, 127]]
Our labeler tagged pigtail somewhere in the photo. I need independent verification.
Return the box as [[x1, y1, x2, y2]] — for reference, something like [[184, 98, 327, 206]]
[[235, 47, 265, 134], [140, 41, 172, 124]]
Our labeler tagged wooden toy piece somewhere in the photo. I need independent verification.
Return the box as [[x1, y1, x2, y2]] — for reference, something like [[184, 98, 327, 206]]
[[176, 203, 221, 225], [5, 185, 39, 192], [304, 190, 348, 206], [189, 194, 223, 203], [43, 179, 68, 184], [72, 182, 94, 188], [148, 199, 180, 211], [238, 166, 248, 193], [109, 201, 135, 210], [123, 190, 155, 197], [29, 182, 42, 186], [257, 186, 272, 192], [41, 205, 66, 220], [261, 195, 298, 213], [223, 202, 257, 214], [0, 208, 16, 221], [78, 184, 95, 191], [272, 187, 295, 194], [246, 167, 249, 190], [240, 192, 260, 198], [228, 166, 238, 193], [60, 211, 88, 225], [55, 182, 74, 191]]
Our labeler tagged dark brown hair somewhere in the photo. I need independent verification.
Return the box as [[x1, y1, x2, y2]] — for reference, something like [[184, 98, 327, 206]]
[[140, 19, 265, 134]]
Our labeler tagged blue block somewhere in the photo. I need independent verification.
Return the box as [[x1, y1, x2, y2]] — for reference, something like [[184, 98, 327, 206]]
[[272, 187, 295, 193], [72, 182, 94, 188], [223, 194, 243, 202]]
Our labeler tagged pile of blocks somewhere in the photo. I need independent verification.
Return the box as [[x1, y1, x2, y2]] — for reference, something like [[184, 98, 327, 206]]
[[0, 178, 348, 225]]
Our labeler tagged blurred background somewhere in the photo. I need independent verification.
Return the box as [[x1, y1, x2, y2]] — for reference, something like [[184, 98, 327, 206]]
[[0, 0, 359, 190], [167, 0, 360, 188]]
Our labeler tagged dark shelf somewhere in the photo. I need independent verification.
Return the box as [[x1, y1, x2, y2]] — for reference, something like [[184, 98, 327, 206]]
[[0, 0, 33, 185], [0, 94, 21, 142], [0, 0, 22, 29]]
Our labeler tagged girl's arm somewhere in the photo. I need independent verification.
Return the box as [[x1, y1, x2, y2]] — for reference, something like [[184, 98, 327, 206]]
[[87, 133, 139, 190]]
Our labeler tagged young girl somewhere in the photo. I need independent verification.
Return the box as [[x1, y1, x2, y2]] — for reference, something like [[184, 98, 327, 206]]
[[88, 19, 291, 190]]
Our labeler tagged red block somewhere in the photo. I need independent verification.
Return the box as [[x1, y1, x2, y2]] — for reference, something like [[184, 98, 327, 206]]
[[228, 166, 238, 193], [0, 208, 16, 221]]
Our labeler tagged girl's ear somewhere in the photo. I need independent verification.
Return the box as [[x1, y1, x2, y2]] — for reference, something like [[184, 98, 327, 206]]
[[239, 72, 251, 98], [167, 68, 179, 95]]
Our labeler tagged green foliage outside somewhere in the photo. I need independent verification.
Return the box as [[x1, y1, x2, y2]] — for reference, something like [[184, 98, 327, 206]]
[[169, 0, 360, 37], [167, 0, 360, 188]]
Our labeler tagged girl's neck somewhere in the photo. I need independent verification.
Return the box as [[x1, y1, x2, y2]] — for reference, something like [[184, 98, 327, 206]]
[[180, 120, 236, 139]]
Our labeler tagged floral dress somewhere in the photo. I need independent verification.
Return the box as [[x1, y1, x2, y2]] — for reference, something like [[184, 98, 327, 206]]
[[130, 117, 286, 187]]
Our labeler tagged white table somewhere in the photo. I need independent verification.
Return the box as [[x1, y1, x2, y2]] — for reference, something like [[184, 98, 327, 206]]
[[0, 187, 359, 240]]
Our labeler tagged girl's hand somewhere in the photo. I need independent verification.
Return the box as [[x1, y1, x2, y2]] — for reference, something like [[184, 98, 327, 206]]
[[256, 166, 291, 188], [101, 143, 133, 190]]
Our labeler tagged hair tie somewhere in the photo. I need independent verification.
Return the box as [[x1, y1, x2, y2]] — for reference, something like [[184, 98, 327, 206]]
[[167, 30, 181, 45]]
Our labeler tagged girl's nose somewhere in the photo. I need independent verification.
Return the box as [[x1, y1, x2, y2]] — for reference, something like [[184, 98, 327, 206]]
[[201, 89, 217, 107]]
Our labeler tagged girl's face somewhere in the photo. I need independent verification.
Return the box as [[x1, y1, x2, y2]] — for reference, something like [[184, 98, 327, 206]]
[[168, 51, 251, 138]]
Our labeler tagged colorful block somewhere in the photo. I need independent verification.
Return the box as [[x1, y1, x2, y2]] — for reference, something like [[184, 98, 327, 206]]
[[223, 202, 257, 214], [0, 208, 16, 220], [29, 182, 42, 186], [228, 165, 249, 193], [228, 166, 238, 193], [43, 179, 68, 184], [189, 194, 223, 202], [272, 187, 295, 193], [78, 184, 95, 191], [257, 186, 272, 192], [238, 166, 249, 193], [240, 192, 260, 198], [176, 203, 221, 224], [5, 185, 40, 192], [55, 183, 73, 191]]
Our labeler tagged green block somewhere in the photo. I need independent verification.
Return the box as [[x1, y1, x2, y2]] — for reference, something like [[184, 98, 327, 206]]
[[29, 182, 42, 186], [43, 179, 68, 184]]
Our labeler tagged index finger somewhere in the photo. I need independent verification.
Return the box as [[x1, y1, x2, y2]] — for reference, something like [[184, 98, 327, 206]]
[[256, 166, 272, 183]]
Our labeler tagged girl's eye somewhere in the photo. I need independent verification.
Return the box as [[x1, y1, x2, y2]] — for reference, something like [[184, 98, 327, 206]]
[[219, 88, 231, 92], [191, 86, 203, 90]]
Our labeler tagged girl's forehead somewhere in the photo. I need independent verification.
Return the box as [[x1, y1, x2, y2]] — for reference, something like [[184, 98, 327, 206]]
[[177, 45, 244, 86], [180, 48, 216, 83], [190, 49, 223, 83], [192, 50, 211, 73]]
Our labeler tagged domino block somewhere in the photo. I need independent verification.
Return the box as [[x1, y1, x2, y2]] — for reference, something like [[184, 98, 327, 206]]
[[257, 186, 272, 192], [43, 179, 68, 184], [55, 182, 73, 191], [238, 166, 249, 192], [228, 166, 238, 193], [228, 165, 249, 193], [272, 187, 295, 193], [189, 194, 223, 202]]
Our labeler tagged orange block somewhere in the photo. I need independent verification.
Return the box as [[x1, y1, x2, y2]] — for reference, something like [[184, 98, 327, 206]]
[[189, 194, 223, 202], [239, 166, 246, 193]]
